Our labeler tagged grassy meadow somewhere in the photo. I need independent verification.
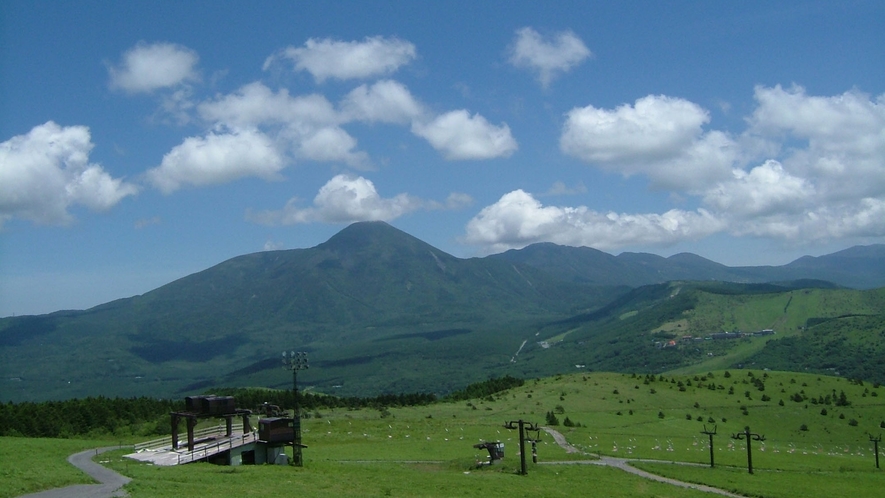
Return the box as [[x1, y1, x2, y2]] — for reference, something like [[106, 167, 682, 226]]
[[0, 437, 117, 497], [5, 369, 884, 497]]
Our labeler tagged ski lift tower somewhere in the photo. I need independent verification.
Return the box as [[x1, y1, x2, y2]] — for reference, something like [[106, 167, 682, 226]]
[[282, 351, 308, 466]]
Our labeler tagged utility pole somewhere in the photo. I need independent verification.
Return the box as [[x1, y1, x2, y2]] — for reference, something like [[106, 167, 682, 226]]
[[282, 351, 308, 466], [504, 420, 538, 475], [731, 426, 765, 474], [700, 425, 717, 468], [870, 433, 882, 469]]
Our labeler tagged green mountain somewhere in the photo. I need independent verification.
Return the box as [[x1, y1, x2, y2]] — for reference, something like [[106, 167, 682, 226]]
[[3, 222, 885, 403], [0, 222, 617, 402]]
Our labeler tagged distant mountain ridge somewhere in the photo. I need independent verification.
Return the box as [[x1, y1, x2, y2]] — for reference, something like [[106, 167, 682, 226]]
[[491, 242, 885, 289]]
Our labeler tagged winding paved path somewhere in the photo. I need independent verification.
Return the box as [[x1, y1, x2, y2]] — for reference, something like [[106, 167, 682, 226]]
[[17, 446, 130, 498], [541, 428, 745, 498]]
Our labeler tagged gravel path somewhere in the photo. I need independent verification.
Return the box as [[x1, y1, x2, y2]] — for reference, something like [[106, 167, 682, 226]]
[[17, 447, 131, 498], [541, 428, 745, 498]]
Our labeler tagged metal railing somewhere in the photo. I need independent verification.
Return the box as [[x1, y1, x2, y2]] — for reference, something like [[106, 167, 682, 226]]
[[175, 431, 259, 465], [134, 424, 232, 451]]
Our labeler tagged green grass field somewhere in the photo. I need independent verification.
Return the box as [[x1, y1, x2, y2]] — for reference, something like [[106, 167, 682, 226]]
[[5, 370, 884, 497], [0, 437, 116, 497]]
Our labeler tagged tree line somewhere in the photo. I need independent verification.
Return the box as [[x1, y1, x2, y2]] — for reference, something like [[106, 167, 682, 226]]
[[1, 376, 523, 439]]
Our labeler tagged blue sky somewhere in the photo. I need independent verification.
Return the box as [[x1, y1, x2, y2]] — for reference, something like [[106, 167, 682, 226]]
[[1, 1, 884, 316]]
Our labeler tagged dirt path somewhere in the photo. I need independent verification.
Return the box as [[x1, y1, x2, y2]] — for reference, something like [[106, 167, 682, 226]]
[[17, 446, 130, 498], [541, 428, 745, 498]]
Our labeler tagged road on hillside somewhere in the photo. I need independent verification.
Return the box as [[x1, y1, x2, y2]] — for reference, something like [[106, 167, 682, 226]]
[[17, 446, 130, 498], [541, 428, 744, 498]]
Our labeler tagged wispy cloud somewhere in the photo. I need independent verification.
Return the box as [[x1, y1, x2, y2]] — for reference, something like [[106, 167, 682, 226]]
[[108, 41, 200, 93], [265, 36, 416, 83], [508, 27, 591, 88]]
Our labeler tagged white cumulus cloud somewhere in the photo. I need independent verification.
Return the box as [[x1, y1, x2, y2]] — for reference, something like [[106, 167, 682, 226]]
[[711, 86, 885, 242], [198, 81, 367, 168], [267, 36, 416, 83], [703, 160, 814, 218], [465, 86, 885, 254], [198, 82, 339, 128], [463, 190, 724, 253], [509, 27, 591, 88], [247, 174, 426, 225], [108, 42, 199, 93], [0, 122, 137, 226], [339, 80, 425, 124], [293, 126, 369, 168], [561, 95, 735, 190], [145, 129, 284, 193], [747, 85, 885, 201], [412, 110, 518, 160]]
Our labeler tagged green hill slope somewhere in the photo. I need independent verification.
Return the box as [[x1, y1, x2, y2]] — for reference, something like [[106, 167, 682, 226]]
[[515, 283, 885, 384]]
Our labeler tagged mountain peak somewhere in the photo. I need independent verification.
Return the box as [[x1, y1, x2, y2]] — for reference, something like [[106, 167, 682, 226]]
[[320, 221, 404, 248], [317, 221, 453, 261]]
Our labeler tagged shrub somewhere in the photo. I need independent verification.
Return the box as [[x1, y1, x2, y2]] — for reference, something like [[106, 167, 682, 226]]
[[658, 411, 665, 419], [820, 408, 828, 416], [848, 419, 859, 427], [800, 424, 808, 431]]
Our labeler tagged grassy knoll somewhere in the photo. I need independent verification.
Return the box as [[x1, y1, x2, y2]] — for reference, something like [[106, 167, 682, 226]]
[[518, 371, 883, 469], [0, 437, 115, 498]]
